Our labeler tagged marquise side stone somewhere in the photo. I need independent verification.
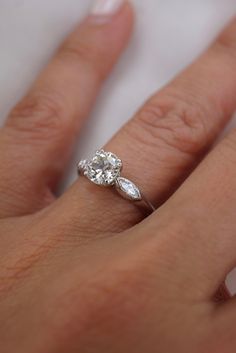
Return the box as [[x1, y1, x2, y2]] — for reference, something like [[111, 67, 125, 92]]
[[115, 177, 142, 201]]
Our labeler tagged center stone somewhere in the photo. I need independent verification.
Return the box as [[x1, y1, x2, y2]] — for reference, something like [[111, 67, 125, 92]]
[[86, 150, 122, 186]]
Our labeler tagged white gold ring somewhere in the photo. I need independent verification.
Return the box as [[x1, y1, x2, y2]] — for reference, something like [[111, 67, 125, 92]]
[[77, 150, 155, 213]]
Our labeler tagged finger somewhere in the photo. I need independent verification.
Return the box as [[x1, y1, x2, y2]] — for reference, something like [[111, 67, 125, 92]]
[[59, 18, 236, 233], [146, 123, 236, 298], [206, 298, 236, 353], [214, 297, 236, 352], [0, 0, 133, 217]]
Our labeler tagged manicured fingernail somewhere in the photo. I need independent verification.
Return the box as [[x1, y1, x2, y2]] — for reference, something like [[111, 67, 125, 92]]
[[89, 0, 125, 16]]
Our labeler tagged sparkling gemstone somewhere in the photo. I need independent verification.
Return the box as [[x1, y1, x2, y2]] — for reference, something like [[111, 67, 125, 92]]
[[115, 177, 142, 201], [86, 150, 122, 186]]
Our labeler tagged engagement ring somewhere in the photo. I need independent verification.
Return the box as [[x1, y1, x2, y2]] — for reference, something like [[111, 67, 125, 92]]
[[78, 150, 155, 213]]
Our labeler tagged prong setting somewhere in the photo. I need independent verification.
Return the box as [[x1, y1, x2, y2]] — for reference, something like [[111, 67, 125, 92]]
[[77, 159, 88, 175], [77, 150, 155, 213]]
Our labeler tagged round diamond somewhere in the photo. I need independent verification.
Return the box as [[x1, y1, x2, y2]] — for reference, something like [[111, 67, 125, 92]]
[[86, 150, 122, 186]]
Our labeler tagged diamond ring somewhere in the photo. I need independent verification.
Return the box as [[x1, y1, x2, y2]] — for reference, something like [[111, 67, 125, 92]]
[[77, 150, 155, 213]]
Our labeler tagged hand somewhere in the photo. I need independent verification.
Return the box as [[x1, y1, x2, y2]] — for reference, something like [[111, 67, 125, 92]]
[[1, 1, 236, 352]]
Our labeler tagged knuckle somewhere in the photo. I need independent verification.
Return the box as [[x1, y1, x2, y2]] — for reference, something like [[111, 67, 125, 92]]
[[55, 263, 151, 341], [7, 92, 71, 141], [130, 93, 209, 155], [56, 232, 191, 344], [58, 40, 107, 80]]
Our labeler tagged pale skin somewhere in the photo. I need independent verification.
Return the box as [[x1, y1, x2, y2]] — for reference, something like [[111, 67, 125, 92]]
[[1, 1, 236, 352]]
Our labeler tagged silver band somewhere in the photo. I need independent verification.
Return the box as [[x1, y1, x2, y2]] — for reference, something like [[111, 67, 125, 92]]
[[77, 150, 155, 213]]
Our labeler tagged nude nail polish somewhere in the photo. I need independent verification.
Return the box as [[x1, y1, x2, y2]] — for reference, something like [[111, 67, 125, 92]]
[[90, 0, 125, 16]]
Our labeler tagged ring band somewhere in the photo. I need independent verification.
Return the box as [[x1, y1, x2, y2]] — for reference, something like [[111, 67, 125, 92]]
[[77, 150, 155, 213]]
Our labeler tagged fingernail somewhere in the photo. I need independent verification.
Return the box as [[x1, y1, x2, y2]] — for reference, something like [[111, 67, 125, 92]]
[[89, 0, 125, 17]]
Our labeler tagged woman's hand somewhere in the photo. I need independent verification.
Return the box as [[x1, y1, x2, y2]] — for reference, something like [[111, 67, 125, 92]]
[[1, 1, 236, 352]]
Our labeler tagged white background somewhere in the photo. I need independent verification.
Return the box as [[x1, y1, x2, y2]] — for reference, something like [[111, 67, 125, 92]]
[[0, 0, 236, 292]]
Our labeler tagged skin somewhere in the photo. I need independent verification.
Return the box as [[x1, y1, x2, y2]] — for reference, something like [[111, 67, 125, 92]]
[[1, 2, 236, 352]]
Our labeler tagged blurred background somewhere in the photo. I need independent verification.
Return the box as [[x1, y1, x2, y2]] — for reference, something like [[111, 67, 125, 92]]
[[0, 0, 236, 291]]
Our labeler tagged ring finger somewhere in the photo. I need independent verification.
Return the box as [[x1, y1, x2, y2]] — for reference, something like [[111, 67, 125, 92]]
[[59, 19, 236, 233]]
